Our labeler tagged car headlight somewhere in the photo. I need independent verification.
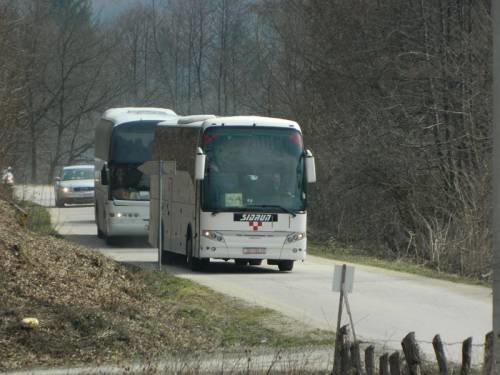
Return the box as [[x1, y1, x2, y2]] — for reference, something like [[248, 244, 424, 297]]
[[202, 230, 224, 242], [61, 187, 70, 193], [285, 232, 305, 244]]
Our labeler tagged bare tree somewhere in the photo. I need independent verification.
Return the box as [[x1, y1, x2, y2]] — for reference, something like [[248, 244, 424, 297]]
[[0, 2, 24, 169]]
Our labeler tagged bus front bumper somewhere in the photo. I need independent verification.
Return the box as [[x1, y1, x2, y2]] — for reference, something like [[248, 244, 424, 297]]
[[106, 218, 149, 237], [199, 234, 306, 261]]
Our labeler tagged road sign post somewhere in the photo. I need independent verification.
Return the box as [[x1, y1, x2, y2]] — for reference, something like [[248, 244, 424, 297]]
[[158, 160, 163, 270], [332, 264, 355, 375]]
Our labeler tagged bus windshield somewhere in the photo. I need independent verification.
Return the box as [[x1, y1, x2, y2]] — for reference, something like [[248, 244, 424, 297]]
[[110, 121, 156, 163], [110, 164, 150, 201], [202, 127, 306, 213], [109, 121, 156, 200]]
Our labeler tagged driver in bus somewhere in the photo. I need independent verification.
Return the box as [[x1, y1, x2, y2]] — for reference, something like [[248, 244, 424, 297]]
[[267, 172, 295, 202], [112, 168, 132, 200]]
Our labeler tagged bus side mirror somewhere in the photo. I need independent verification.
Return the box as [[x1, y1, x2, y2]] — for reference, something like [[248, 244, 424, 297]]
[[101, 167, 108, 185], [195, 148, 206, 180], [305, 149, 316, 183]]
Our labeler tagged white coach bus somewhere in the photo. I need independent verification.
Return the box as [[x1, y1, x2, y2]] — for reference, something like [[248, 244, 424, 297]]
[[94, 107, 177, 245], [147, 115, 316, 271]]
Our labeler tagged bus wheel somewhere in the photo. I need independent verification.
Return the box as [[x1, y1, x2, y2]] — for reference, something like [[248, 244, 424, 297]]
[[105, 235, 117, 246], [55, 198, 65, 208], [278, 260, 294, 272], [161, 251, 175, 265], [248, 259, 262, 266], [95, 206, 103, 238], [235, 259, 248, 266], [186, 236, 204, 271]]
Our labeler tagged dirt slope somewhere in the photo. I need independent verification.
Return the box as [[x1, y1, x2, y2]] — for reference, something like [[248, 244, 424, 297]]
[[0, 200, 331, 371]]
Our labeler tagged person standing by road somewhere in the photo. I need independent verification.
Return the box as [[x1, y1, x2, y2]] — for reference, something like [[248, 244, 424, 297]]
[[1, 166, 14, 198]]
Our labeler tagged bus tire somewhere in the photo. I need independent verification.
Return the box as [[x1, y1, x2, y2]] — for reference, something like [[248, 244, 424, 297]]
[[161, 250, 175, 265], [248, 259, 262, 266], [235, 259, 248, 266], [160, 222, 175, 265], [105, 235, 117, 246], [55, 198, 65, 208], [278, 260, 294, 272], [186, 236, 204, 271], [95, 206, 102, 238]]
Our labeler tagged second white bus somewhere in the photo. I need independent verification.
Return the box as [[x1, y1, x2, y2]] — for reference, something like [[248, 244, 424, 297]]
[[94, 107, 177, 245]]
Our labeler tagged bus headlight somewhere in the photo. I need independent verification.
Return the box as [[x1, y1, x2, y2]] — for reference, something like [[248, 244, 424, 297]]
[[61, 187, 70, 193], [285, 232, 305, 244], [202, 230, 224, 242], [109, 212, 138, 218]]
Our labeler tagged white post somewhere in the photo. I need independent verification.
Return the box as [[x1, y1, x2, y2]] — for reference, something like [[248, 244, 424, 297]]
[[158, 160, 163, 270], [493, 0, 500, 371]]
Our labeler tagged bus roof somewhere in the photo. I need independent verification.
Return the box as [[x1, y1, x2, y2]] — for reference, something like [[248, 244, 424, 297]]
[[62, 164, 94, 170], [102, 107, 177, 126], [203, 116, 301, 132], [158, 115, 302, 132], [158, 114, 216, 128]]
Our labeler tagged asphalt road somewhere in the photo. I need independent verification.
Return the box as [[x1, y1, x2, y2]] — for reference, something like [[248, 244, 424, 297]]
[[16, 184, 492, 365]]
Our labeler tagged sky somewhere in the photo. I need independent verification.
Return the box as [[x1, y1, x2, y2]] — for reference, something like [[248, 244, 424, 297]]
[[91, 0, 149, 20]]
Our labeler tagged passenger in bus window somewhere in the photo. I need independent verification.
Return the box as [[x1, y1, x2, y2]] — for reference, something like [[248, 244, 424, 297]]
[[112, 168, 131, 200]]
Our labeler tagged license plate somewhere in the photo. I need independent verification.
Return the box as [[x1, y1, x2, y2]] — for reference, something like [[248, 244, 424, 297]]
[[243, 247, 266, 254]]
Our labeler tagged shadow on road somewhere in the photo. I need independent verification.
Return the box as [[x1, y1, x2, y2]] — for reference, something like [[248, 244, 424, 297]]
[[63, 219, 96, 224], [63, 230, 283, 276], [63, 234, 104, 249], [135, 255, 283, 276], [198, 261, 281, 275], [63, 234, 152, 249]]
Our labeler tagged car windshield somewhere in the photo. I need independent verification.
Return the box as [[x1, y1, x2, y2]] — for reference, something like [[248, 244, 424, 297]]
[[61, 168, 93, 181], [201, 126, 306, 212]]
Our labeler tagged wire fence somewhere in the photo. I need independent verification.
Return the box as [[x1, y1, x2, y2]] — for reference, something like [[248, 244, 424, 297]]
[[333, 326, 492, 375]]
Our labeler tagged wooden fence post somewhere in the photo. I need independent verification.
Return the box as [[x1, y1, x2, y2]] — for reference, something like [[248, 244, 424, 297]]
[[483, 331, 493, 375], [401, 332, 422, 375], [389, 351, 401, 375], [379, 353, 389, 375], [350, 341, 362, 375], [432, 334, 448, 375], [461, 337, 472, 375], [365, 345, 375, 375]]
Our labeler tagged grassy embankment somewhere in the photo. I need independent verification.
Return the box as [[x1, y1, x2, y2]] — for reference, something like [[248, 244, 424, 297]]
[[0, 200, 333, 371], [308, 239, 489, 287]]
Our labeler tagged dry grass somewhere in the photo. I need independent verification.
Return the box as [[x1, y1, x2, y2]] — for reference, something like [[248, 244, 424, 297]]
[[0, 200, 332, 371]]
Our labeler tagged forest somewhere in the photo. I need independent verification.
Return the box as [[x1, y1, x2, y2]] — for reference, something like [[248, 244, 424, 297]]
[[0, 0, 492, 277]]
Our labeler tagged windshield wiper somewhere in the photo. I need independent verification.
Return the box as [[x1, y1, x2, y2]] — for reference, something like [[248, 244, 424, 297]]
[[210, 207, 239, 216], [248, 204, 297, 217]]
